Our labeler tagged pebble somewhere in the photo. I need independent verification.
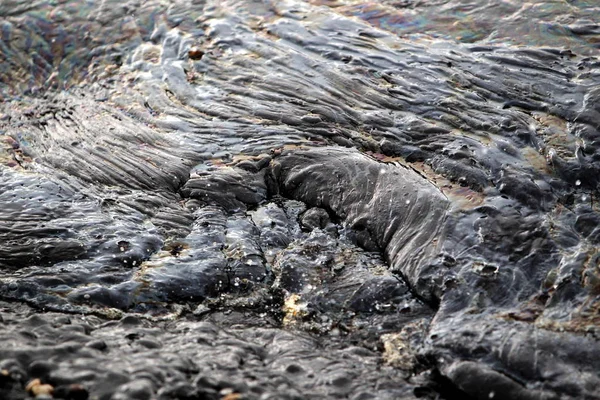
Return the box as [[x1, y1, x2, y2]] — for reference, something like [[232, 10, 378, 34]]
[[26, 378, 54, 397], [113, 379, 154, 400], [85, 339, 108, 351], [188, 47, 205, 60], [54, 384, 90, 400], [28, 360, 56, 380]]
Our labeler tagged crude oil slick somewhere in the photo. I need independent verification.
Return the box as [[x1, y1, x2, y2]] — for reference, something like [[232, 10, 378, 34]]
[[1, 0, 600, 399]]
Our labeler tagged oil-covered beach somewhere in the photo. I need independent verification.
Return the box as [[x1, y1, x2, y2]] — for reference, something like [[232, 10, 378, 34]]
[[1, 1, 600, 399]]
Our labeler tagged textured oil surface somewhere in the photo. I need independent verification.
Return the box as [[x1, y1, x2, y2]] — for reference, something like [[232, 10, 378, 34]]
[[0, 1, 600, 399]]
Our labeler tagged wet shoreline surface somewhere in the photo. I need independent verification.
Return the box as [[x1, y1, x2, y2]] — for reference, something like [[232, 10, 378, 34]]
[[1, 1, 600, 399]]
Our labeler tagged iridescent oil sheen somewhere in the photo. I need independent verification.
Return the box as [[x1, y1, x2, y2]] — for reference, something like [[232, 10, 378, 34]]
[[311, 0, 599, 53]]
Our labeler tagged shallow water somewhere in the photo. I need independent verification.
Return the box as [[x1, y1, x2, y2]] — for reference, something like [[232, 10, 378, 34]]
[[1, 1, 599, 399]]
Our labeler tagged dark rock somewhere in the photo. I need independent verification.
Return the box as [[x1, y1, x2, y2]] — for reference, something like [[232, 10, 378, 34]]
[[300, 208, 330, 231], [53, 384, 89, 400], [28, 361, 55, 381]]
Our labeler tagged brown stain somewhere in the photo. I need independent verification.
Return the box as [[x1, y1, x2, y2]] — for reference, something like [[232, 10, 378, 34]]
[[498, 250, 600, 335], [531, 111, 576, 161], [497, 292, 548, 324], [0, 135, 32, 169], [521, 146, 550, 174], [367, 153, 486, 209]]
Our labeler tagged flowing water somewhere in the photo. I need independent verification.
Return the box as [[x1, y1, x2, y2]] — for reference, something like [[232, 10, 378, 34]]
[[0, 1, 599, 399]]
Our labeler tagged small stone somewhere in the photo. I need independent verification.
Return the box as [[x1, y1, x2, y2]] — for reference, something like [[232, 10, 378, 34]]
[[52, 316, 72, 326], [86, 339, 107, 351], [54, 384, 89, 400], [221, 393, 241, 400], [193, 304, 211, 316], [117, 240, 130, 252], [0, 359, 26, 382], [285, 364, 304, 374], [188, 47, 205, 60], [125, 332, 142, 341], [136, 339, 161, 349], [194, 375, 219, 390], [115, 379, 154, 400], [26, 378, 54, 396], [300, 208, 330, 230], [28, 360, 55, 380]]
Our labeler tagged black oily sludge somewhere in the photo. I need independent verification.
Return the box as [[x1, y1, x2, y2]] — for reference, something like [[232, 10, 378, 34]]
[[271, 148, 600, 398], [0, 148, 433, 324], [269, 148, 449, 300], [1, 0, 600, 399]]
